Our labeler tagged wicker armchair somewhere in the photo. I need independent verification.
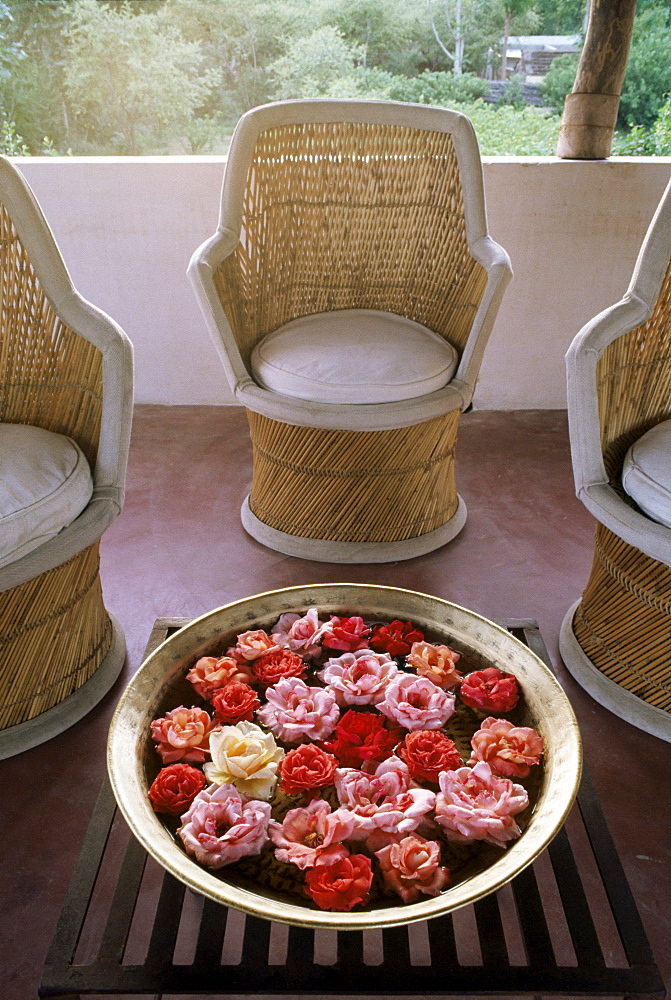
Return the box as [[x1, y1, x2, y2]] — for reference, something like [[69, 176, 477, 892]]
[[560, 177, 671, 743], [0, 156, 133, 758], [189, 100, 511, 563]]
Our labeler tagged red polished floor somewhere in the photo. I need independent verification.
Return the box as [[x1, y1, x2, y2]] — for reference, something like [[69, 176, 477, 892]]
[[1, 405, 669, 999]]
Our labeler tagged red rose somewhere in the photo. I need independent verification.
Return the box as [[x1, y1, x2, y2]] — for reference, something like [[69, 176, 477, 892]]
[[322, 616, 371, 652], [148, 763, 206, 816], [305, 853, 373, 911], [252, 648, 307, 687], [398, 729, 462, 783], [370, 620, 425, 657], [211, 682, 260, 724], [459, 667, 519, 714], [321, 709, 401, 767], [279, 744, 338, 794]]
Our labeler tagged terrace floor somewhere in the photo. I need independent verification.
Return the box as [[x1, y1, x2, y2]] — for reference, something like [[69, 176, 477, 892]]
[[1, 405, 670, 1000]]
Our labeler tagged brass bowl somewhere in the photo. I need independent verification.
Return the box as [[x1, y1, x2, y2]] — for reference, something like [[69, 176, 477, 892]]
[[107, 584, 582, 930]]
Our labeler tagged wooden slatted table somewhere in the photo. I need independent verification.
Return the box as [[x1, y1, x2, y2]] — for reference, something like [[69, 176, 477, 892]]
[[39, 619, 665, 1000]]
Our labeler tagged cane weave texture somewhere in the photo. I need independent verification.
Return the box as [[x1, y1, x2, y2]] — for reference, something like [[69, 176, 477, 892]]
[[247, 410, 460, 543], [213, 121, 488, 370]]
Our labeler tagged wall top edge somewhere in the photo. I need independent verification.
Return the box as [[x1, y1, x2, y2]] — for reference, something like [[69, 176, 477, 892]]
[[10, 155, 671, 167]]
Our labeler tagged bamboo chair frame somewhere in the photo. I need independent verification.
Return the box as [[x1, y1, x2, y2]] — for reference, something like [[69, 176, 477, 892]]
[[560, 177, 671, 742], [189, 100, 511, 562], [0, 156, 133, 758]]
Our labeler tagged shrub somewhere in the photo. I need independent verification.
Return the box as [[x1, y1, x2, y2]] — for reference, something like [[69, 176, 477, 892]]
[[387, 71, 488, 107], [539, 52, 579, 113]]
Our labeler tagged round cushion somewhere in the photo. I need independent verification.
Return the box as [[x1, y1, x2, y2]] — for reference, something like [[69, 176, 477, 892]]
[[621, 418, 671, 529], [250, 309, 458, 404], [0, 423, 94, 569]]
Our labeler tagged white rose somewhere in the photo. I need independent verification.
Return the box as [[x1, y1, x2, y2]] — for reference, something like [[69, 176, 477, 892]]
[[203, 720, 284, 800]]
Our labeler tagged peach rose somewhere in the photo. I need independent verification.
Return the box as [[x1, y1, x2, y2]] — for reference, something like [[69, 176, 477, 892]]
[[231, 629, 282, 661], [178, 783, 271, 868], [469, 717, 544, 778], [406, 641, 462, 690], [187, 655, 253, 699], [203, 720, 284, 800], [375, 833, 450, 903], [150, 705, 214, 764]]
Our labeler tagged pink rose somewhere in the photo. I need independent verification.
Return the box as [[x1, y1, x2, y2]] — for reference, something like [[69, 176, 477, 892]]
[[321, 616, 371, 652], [231, 629, 282, 662], [406, 641, 462, 690], [256, 677, 340, 743], [269, 798, 355, 869], [178, 783, 271, 868], [434, 761, 529, 847], [150, 705, 214, 764], [304, 854, 373, 911], [186, 655, 253, 699], [469, 717, 544, 778], [334, 756, 435, 839], [377, 673, 456, 731], [270, 608, 327, 659], [375, 833, 450, 903], [459, 667, 519, 714], [318, 649, 399, 706]]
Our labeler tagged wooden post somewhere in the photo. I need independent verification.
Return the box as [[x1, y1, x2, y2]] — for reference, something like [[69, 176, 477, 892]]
[[556, 0, 637, 159]]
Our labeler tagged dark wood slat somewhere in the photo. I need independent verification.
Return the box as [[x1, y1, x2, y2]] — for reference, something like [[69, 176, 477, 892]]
[[240, 914, 272, 969], [381, 924, 411, 970], [143, 870, 187, 973], [427, 913, 459, 969], [336, 928, 364, 967], [474, 891, 510, 967], [193, 898, 229, 967], [511, 861, 557, 967], [547, 825, 606, 969], [95, 832, 148, 964]]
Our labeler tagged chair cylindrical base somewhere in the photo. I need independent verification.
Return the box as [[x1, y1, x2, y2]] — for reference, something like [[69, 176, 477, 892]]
[[560, 523, 671, 741], [246, 410, 462, 556]]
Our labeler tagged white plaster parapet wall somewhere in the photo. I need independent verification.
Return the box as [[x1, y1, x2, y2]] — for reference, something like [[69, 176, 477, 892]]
[[16, 155, 671, 410]]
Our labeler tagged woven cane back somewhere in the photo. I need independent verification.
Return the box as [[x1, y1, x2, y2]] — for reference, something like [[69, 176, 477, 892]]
[[0, 201, 111, 732], [213, 121, 488, 370]]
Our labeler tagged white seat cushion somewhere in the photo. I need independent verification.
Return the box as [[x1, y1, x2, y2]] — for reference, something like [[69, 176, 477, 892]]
[[0, 423, 94, 569], [621, 418, 671, 529], [250, 309, 458, 404]]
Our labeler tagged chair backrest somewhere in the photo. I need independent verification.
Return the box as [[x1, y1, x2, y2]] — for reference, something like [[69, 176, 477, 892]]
[[212, 100, 490, 370]]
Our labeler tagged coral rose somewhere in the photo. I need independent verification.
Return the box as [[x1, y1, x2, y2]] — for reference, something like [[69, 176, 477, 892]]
[[375, 833, 450, 903], [150, 706, 214, 764], [406, 641, 462, 690], [304, 854, 373, 911], [279, 744, 338, 794], [178, 783, 271, 868], [370, 620, 424, 657], [203, 720, 284, 800], [469, 717, 544, 778], [321, 615, 371, 652], [377, 673, 456, 731], [232, 629, 282, 662], [211, 682, 260, 724], [148, 763, 206, 816], [186, 655, 253, 700], [269, 798, 355, 869], [459, 667, 519, 714], [434, 761, 529, 847], [320, 709, 401, 767], [270, 608, 327, 659], [398, 729, 462, 783], [256, 677, 339, 743], [318, 649, 399, 706], [252, 648, 307, 687]]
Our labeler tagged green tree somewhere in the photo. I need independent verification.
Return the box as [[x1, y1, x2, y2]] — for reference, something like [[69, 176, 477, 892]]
[[270, 25, 366, 98], [539, 51, 580, 112], [63, 0, 220, 154], [618, 3, 671, 128], [534, 0, 585, 34]]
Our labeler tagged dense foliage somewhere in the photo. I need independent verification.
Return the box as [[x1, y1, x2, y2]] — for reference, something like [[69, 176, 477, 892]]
[[0, 0, 667, 156]]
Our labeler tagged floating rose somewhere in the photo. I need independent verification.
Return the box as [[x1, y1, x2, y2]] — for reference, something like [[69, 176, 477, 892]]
[[377, 673, 456, 731], [469, 717, 544, 778], [232, 629, 282, 662], [459, 667, 519, 714], [203, 720, 284, 800], [320, 709, 401, 767], [398, 729, 462, 783], [334, 756, 435, 839], [178, 783, 271, 869], [279, 744, 338, 795], [270, 608, 327, 659], [150, 706, 214, 764], [434, 760, 529, 847], [187, 655, 253, 699], [318, 649, 399, 706], [375, 833, 450, 903], [321, 615, 371, 652], [304, 853, 374, 911], [256, 677, 339, 743], [269, 798, 355, 869], [148, 763, 206, 816], [211, 682, 260, 725], [407, 641, 462, 690], [252, 648, 307, 687], [370, 619, 424, 657]]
